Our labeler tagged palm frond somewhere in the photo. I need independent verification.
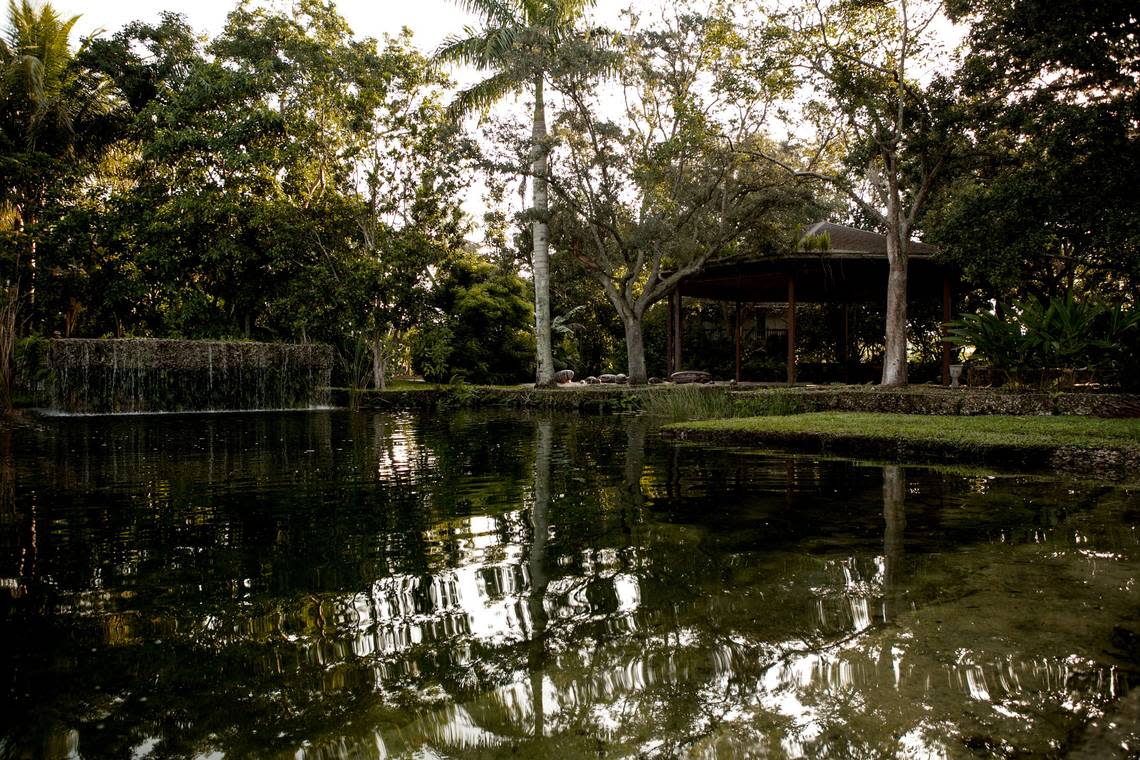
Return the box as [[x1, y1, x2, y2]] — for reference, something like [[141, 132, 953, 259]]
[[435, 25, 519, 69], [448, 69, 521, 117], [449, 0, 519, 28]]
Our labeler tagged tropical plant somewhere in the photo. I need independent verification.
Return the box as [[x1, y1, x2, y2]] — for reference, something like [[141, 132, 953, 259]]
[[1017, 295, 1104, 368], [947, 309, 1031, 375], [949, 295, 1140, 387], [1, 0, 81, 148], [1, 0, 118, 406], [551, 304, 586, 371], [435, 0, 602, 386]]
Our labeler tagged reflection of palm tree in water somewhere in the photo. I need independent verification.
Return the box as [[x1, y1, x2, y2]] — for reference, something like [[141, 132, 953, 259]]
[[882, 465, 906, 623], [528, 418, 553, 739]]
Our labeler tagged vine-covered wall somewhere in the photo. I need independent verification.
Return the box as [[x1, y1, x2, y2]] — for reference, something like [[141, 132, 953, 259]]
[[46, 340, 333, 414]]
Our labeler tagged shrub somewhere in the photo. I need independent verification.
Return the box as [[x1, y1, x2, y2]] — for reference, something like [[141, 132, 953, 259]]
[[949, 295, 1139, 388], [409, 255, 535, 385]]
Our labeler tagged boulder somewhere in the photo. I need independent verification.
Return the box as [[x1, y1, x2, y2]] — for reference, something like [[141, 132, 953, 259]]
[[598, 374, 618, 384], [615, 374, 629, 385], [648, 377, 662, 384], [670, 370, 712, 385], [584, 376, 600, 384], [553, 369, 575, 384]]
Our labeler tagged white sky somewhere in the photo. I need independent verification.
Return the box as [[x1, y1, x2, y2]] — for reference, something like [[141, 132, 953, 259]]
[[64, 0, 470, 50]]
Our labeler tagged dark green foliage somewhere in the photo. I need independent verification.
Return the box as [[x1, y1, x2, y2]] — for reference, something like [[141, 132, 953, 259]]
[[548, 250, 625, 375], [6, 2, 473, 394], [410, 255, 535, 385], [949, 296, 1140, 387], [931, 0, 1140, 299]]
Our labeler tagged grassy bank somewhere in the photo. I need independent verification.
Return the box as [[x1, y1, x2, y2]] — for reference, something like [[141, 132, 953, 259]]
[[334, 383, 1140, 418], [666, 412, 1140, 478], [339, 383, 658, 413]]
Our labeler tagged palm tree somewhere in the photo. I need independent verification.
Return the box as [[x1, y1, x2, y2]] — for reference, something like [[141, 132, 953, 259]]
[[1, 1, 115, 408], [1, 0, 84, 151], [436, 0, 595, 387]]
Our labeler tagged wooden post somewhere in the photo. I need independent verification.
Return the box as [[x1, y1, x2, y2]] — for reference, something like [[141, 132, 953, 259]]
[[941, 275, 952, 385], [734, 300, 743, 383], [787, 274, 797, 385], [667, 293, 675, 376], [672, 294, 683, 373], [843, 304, 850, 384]]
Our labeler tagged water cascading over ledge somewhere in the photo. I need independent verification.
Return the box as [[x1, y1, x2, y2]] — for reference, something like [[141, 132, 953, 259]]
[[46, 339, 333, 414]]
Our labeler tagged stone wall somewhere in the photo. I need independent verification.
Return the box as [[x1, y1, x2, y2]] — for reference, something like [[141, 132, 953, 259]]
[[731, 386, 1140, 418], [338, 384, 1140, 418], [46, 339, 332, 414]]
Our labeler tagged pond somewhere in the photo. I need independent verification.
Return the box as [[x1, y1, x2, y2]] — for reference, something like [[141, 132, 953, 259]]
[[1, 410, 1138, 758]]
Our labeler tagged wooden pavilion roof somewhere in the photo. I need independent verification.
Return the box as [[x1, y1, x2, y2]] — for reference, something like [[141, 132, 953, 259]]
[[675, 222, 951, 303]]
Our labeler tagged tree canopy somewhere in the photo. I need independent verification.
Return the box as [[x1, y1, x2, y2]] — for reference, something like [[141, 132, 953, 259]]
[[1, 0, 1136, 396]]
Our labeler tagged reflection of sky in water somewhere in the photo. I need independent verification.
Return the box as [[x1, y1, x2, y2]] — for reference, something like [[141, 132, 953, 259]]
[[3, 411, 1138, 759], [283, 514, 1128, 760]]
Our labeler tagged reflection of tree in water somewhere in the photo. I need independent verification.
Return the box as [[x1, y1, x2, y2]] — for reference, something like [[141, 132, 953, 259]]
[[2, 414, 1139, 758], [882, 464, 906, 623], [527, 418, 551, 741]]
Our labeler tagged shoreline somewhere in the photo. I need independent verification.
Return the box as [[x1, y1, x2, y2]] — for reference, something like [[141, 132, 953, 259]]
[[663, 412, 1140, 481]]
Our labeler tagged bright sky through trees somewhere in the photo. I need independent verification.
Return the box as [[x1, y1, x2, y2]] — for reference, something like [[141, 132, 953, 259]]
[[63, 0, 475, 49]]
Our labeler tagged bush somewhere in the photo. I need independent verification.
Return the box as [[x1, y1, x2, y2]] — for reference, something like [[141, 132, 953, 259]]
[[949, 295, 1140, 388], [410, 255, 535, 385]]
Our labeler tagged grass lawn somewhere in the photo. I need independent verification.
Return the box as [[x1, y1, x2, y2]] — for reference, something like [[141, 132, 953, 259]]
[[670, 412, 1140, 450], [667, 413, 1140, 477]]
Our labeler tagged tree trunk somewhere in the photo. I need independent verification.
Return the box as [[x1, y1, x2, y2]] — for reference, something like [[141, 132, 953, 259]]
[[371, 338, 386, 391], [531, 75, 555, 387], [622, 314, 648, 385], [0, 285, 18, 413], [881, 232, 909, 387]]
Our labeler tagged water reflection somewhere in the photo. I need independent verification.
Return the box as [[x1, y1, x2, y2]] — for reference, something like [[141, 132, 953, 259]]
[[1, 411, 1138, 758]]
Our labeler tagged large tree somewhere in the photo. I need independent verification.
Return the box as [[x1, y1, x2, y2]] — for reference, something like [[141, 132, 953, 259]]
[[760, 0, 964, 386], [547, 6, 817, 384], [927, 0, 1140, 300], [436, 0, 599, 386]]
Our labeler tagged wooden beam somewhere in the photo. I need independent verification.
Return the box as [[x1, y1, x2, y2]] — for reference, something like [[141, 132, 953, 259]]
[[666, 293, 675, 376], [787, 274, 797, 385]]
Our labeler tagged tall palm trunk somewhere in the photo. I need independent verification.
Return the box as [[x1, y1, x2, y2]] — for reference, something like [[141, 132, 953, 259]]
[[531, 75, 555, 386]]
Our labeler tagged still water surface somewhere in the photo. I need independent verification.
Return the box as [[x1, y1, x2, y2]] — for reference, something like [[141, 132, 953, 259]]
[[2, 410, 1139, 758]]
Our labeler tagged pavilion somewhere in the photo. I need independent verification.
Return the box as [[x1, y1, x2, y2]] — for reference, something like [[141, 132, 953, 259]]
[[666, 222, 957, 384]]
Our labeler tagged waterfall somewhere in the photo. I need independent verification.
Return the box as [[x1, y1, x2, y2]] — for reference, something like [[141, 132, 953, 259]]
[[44, 339, 333, 414]]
